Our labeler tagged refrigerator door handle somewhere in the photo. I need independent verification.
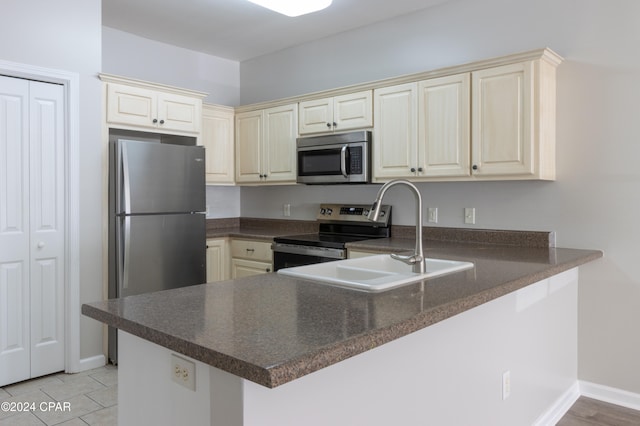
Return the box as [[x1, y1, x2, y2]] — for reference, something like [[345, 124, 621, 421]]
[[121, 142, 132, 214], [117, 216, 132, 290], [123, 216, 131, 289]]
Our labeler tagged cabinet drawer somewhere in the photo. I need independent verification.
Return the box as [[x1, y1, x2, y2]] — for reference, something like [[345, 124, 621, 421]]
[[231, 239, 273, 262]]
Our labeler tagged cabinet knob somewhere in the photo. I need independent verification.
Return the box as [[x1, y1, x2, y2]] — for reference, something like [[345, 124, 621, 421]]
[[263, 174, 268, 178], [410, 167, 416, 173], [332, 122, 337, 128], [266, 268, 271, 273], [326, 122, 331, 128], [418, 167, 423, 172], [246, 248, 255, 253], [152, 118, 158, 124], [159, 119, 165, 125], [37, 241, 45, 249], [472, 164, 478, 171]]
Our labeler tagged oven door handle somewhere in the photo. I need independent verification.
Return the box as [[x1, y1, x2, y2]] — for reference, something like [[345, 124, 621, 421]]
[[272, 243, 345, 259], [340, 145, 349, 178]]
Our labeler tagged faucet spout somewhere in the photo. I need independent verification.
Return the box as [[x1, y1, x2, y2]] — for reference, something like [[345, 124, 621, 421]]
[[368, 179, 425, 274]]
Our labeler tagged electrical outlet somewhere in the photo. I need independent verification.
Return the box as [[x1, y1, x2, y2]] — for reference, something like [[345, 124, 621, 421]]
[[283, 203, 291, 217], [171, 354, 196, 391], [502, 370, 511, 400], [464, 207, 476, 224], [427, 208, 438, 223]]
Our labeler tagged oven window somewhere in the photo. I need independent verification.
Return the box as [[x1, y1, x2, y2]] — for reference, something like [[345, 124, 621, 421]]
[[298, 148, 345, 176]]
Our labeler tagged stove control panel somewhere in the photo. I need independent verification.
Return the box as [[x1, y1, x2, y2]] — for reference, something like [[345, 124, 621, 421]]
[[317, 203, 391, 225]]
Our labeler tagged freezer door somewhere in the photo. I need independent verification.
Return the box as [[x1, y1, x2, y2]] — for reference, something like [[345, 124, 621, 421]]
[[115, 139, 205, 214], [115, 213, 206, 297]]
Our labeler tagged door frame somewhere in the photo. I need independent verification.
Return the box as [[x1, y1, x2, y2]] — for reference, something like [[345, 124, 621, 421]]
[[0, 59, 82, 373]]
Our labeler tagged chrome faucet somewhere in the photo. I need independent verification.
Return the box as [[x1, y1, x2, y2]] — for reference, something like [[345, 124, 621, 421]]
[[367, 179, 425, 274]]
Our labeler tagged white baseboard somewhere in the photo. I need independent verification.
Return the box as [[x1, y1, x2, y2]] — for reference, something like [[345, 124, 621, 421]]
[[533, 381, 640, 426], [579, 380, 640, 411], [72, 354, 106, 373], [533, 382, 581, 426]]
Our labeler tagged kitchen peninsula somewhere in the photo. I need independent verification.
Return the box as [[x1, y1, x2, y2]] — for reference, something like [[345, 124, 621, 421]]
[[83, 230, 601, 426]]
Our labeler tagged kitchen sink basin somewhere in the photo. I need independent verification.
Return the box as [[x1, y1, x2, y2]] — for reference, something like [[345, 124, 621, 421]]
[[277, 254, 474, 292]]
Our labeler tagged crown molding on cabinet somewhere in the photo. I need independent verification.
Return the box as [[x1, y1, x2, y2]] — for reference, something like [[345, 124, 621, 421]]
[[99, 73, 208, 99], [235, 47, 563, 114]]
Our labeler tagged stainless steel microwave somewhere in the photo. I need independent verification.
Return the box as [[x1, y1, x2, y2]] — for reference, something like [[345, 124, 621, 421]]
[[296, 131, 371, 184]]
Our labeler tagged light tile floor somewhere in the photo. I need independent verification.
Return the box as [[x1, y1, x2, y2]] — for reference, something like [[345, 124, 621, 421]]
[[0, 366, 117, 426]]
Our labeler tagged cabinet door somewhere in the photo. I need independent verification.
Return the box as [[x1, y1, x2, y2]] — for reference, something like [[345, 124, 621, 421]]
[[471, 62, 533, 177], [235, 110, 263, 183], [202, 105, 235, 184], [333, 90, 373, 131], [263, 104, 297, 183], [157, 92, 201, 133], [231, 259, 272, 278], [298, 97, 333, 134], [206, 238, 229, 282], [373, 83, 418, 181], [106, 83, 157, 129], [418, 74, 471, 178]]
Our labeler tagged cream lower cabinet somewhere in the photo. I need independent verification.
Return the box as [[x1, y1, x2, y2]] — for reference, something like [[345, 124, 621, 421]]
[[202, 104, 235, 184], [298, 90, 372, 134], [373, 74, 470, 181], [206, 238, 229, 282], [103, 78, 204, 134], [230, 239, 273, 278], [235, 104, 297, 184]]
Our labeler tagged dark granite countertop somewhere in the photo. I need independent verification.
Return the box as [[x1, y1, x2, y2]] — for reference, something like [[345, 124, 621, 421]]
[[82, 236, 602, 389], [205, 217, 318, 241]]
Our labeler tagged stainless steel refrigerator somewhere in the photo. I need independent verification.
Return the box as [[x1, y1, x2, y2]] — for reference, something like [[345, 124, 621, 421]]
[[108, 130, 206, 363]]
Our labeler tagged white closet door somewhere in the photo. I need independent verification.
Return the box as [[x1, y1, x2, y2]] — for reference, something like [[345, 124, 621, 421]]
[[0, 76, 31, 386], [29, 80, 65, 378], [0, 76, 65, 386]]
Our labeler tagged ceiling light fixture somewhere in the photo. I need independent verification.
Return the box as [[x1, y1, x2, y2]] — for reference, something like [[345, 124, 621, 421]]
[[247, 0, 332, 17]]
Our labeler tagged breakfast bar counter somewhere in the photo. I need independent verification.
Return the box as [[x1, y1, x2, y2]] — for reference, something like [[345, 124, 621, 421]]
[[82, 238, 602, 425]]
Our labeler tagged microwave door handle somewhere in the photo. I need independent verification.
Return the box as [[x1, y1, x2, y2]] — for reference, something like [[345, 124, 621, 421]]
[[340, 145, 348, 178]]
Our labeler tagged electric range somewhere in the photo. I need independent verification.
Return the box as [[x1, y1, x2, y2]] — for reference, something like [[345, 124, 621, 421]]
[[272, 203, 391, 271]]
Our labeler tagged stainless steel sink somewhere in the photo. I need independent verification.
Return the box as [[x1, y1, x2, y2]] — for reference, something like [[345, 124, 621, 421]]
[[277, 254, 474, 292]]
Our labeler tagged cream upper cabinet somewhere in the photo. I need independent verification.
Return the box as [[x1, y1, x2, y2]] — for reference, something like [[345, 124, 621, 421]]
[[373, 74, 470, 181], [373, 83, 418, 180], [202, 104, 235, 184], [235, 110, 263, 182], [471, 59, 556, 180], [106, 82, 203, 134], [235, 104, 297, 184], [299, 90, 372, 134], [418, 73, 471, 178]]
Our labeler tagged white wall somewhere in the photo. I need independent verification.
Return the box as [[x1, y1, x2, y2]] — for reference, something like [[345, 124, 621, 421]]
[[0, 0, 103, 362], [206, 186, 241, 219], [102, 27, 240, 106], [239, 0, 640, 394]]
